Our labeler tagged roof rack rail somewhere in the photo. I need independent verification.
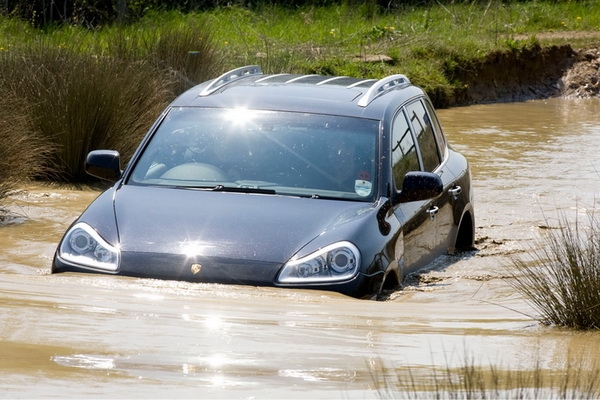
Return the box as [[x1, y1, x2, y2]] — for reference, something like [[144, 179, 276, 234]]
[[284, 75, 319, 84], [347, 79, 376, 88], [199, 65, 263, 96], [316, 76, 349, 85], [357, 74, 410, 107], [255, 74, 291, 83]]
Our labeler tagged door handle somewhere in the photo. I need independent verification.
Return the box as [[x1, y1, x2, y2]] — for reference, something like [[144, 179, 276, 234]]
[[449, 185, 462, 200], [427, 206, 439, 221]]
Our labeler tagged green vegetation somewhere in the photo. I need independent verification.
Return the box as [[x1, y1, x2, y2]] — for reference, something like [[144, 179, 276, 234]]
[[510, 213, 600, 330], [207, 1, 600, 88], [1, 0, 599, 272], [0, 0, 599, 185]]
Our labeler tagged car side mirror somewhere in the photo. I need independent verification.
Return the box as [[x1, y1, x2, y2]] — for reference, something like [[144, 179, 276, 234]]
[[85, 150, 122, 182], [393, 171, 443, 204]]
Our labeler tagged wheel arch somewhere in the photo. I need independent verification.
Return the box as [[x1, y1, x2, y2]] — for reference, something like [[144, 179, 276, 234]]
[[454, 204, 475, 251]]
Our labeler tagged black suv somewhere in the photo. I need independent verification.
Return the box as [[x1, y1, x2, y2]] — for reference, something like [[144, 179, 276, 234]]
[[53, 65, 474, 299]]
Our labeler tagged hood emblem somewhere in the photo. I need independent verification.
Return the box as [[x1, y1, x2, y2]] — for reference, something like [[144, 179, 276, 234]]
[[190, 263, 202, 275]]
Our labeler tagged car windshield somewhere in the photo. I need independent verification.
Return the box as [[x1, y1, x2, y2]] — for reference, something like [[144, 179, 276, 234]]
[[129, 107, 379, 201]]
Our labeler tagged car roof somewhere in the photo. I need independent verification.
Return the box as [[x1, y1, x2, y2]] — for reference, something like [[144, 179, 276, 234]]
[[171, 65, 427, 120]]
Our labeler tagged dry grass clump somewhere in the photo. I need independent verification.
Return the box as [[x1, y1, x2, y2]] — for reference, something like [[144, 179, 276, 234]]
[[107, 17, 221, 93], [509, 212, 600, 330], [1, 44, 171, 182], [374, 356, 600, 399], [0, 90, 54, 204], [0, 16, 219, 184]]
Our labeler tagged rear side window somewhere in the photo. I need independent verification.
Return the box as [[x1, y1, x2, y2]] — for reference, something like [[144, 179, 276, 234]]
[[423, 100, 447, 159], [405, 100, 441, 172], [391, 110, 420, 189]]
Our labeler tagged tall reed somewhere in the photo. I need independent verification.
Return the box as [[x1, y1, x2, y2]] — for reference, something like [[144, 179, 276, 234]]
[[107, 15, 222, 93], [0, 90, 54, 204], [509, 212, 600, 330]]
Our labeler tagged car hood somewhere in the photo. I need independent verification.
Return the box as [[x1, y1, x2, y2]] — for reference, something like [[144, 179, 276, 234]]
[[113, 185, 375, 264]]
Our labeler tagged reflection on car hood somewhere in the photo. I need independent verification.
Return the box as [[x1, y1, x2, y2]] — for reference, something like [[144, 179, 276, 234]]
[[114, 185, 373, 264]]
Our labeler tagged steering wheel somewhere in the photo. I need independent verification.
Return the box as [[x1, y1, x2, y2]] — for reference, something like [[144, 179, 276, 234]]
[[160, 163, 230, 181]]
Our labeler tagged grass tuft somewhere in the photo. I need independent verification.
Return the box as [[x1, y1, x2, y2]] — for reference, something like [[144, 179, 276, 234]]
[[509, 212, 600, 330]]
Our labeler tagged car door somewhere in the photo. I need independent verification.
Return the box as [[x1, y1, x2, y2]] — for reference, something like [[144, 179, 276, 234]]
[[405, 99, 456, 257], [390, 99, 455, 277], [390, 104, 435, 276], [421, 98, 462, 253]]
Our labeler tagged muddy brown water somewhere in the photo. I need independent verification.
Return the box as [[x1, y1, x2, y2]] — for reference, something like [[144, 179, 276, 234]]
[[1, 98, 600, 398]]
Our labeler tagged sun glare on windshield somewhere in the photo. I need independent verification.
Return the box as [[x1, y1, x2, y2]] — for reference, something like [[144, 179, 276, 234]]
[[223, 108, 256, 127]]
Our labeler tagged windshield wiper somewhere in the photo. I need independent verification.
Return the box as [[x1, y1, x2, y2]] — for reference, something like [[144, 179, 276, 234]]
[[179, 184, 276, 195], [214, 185, 276, 194], [304, 193, 343, 200], [299, 193, 366, 202]]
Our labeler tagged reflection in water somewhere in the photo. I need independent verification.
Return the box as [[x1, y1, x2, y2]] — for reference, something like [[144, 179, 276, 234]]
[[1, 99, 600, 397], [52, 354, 116, 370]]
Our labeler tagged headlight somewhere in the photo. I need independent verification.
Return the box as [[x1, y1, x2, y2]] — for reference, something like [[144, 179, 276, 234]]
[[57, 222, 120, 272], [277, 242, 360, 284]]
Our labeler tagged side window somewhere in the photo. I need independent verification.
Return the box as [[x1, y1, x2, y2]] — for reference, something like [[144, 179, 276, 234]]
[[405, 100, 441, 172], [391, 110, 420, 190], [424, 100, 447, 159]]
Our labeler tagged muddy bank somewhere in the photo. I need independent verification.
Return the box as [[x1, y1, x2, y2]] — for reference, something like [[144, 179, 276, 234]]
[[442, 43, 600, 107]]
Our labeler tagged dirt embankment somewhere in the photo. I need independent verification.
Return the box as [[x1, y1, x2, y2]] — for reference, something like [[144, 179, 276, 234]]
[[443, 43, 600, 107]]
